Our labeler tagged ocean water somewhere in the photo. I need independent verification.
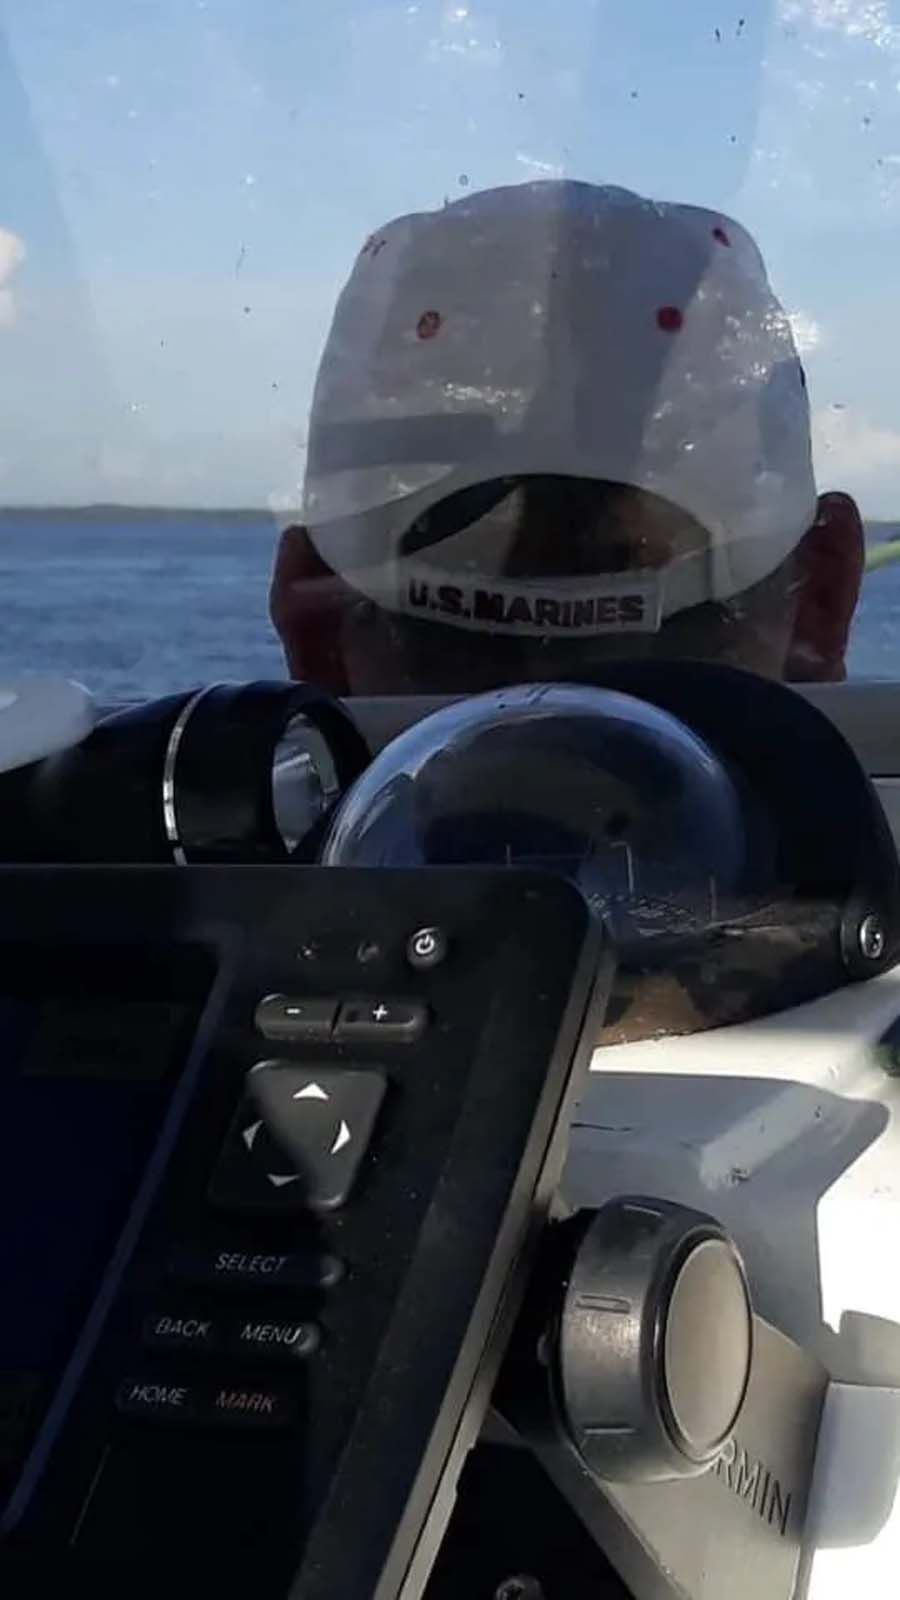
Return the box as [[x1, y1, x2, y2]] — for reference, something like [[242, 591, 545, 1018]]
[[1, 507, 898, 699], [0, 509, 285, 700]]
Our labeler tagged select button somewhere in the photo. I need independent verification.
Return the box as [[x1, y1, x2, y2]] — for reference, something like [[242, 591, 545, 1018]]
[[168, 1244, 344, 1292]]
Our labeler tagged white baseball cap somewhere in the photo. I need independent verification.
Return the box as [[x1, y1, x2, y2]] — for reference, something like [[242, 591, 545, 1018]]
[[303, 180, 817, 640]]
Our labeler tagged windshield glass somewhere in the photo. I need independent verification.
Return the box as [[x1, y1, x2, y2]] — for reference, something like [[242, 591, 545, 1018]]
[[2, 0, 900, 698]]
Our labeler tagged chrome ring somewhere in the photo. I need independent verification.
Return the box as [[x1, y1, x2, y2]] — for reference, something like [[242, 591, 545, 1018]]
[[161, 685, 214, 863]]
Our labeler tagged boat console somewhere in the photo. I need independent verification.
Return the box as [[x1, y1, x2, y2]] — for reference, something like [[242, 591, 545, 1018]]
[[1, 664, 899, 1600]]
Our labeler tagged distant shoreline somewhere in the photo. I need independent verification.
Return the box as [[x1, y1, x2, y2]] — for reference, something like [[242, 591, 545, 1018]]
[[0, 504, 285, 519], [0, 505, 897, 543]]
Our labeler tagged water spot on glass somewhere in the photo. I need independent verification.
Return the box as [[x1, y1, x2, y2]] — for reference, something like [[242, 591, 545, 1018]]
[[105, 74, 120, 89], [630, 89, 639, 100], [715, 26, 721, 42], [458, 173, 470, 187], [737, 17, 745, 35], [682, 441, 696, 454], [517, 91, 525, 100], [244, 173, 257, 187], [831, 401, 846, 410], [127, 108, 138, 120], [243, 305, 252, 315], [729, 134, 737, 144], [416, 310, 443, 340], [713, 225, 730, 246], [656, 305, 683, 333], [128, 401, 141, 414], [863, 115, 872, 129], [235, 244, 246, 276]]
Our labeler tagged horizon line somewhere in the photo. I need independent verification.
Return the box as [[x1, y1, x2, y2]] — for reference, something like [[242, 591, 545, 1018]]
[[0, 503, 298, 517], [0, 504, 898, 532]]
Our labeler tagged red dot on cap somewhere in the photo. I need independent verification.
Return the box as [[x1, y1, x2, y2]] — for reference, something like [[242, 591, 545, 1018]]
[[416, 310, 443, 340], [656, 305, 683, 333], [713, 225, 731, 246]]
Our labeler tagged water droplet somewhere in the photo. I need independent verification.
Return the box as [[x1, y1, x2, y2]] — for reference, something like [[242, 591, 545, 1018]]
[[128, 401, 141, 414], [458, 173, 469, 187], [243, 305, 251, 315], [244, 173, 257, 187]]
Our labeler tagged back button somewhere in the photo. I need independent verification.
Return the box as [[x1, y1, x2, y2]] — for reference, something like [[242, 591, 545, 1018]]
[[143, 1310, 220, 1355]]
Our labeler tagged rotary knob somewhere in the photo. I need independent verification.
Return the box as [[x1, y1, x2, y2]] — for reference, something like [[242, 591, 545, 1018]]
[[556, 1198, 752, 1483]]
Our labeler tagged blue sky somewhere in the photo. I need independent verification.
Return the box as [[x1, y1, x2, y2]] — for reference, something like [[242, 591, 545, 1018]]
[[2, 0, 900, 510]]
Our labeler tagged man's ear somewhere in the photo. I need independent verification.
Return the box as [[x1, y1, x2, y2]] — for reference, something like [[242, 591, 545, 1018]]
[[785, 492, 865, 683], [269, 524, 354, 694]]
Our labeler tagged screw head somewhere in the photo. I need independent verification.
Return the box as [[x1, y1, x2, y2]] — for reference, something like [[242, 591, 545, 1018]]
[[859, 914, 886, 962], [494, 1579, 545, 1600]]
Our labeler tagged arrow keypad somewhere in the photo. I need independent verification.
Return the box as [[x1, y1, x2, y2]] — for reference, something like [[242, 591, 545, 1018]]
[[207, 1063, 387, 1214]]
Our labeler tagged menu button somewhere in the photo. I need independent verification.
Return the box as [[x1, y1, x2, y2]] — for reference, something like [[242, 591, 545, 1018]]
[[230, 1318, 320, 1362]]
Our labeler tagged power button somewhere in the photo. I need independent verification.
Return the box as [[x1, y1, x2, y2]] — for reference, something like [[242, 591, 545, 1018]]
[[406, 926, 449, 972]]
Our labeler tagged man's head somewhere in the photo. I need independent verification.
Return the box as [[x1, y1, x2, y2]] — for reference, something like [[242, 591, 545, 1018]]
[[272, 181, 863, 694]]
